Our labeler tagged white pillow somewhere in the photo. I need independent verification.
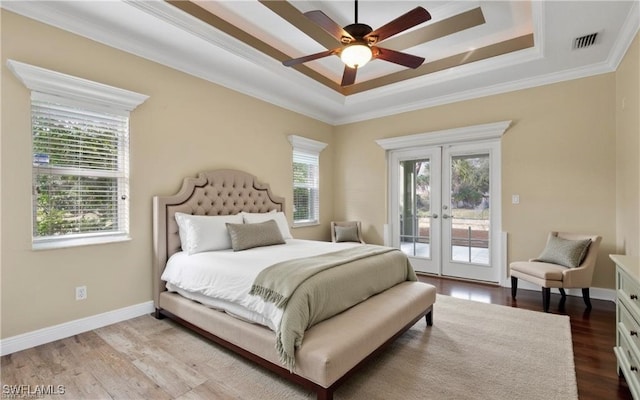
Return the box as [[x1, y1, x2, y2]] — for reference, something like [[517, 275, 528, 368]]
[[242, 211, 292, 239], [174, 212, 243, 255]]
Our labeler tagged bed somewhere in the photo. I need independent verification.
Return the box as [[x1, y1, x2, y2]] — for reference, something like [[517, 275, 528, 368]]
[[153, 169, 437, 400]]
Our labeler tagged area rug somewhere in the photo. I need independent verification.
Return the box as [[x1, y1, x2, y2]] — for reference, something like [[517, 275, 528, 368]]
[[62, 294, 578, 400], [152, 294, 578, 400]]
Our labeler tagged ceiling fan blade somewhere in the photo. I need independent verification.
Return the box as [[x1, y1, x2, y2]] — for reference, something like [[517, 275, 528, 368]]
[[341, 66, 357, 86], [304, 10, 354, 42], [373, 47, 425, 69], [283, 49, 338, 67], [365, 7, 432, 43]]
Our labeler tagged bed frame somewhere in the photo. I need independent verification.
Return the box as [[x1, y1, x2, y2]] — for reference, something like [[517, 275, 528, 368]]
[[152, 169, 436, 400]]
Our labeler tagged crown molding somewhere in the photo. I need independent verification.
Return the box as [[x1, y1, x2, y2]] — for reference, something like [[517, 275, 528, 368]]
[[607, 0, 640, 71]]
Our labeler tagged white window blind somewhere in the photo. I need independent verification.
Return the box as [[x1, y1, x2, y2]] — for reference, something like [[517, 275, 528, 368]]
[[7, 59, 148, 249], [289, 135, 327, 226], [293, 150, 320, 224], [31, 96, 130, 242]]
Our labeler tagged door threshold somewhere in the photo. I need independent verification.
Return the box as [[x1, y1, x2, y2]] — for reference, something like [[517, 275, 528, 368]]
[[416, 272, 500, 286]]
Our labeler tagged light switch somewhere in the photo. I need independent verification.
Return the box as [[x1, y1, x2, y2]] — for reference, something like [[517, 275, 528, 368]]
[[512, 194, 520, 204]]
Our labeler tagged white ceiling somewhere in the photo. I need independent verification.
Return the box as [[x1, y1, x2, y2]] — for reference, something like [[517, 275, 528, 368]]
[[3, 1, 639, 125]]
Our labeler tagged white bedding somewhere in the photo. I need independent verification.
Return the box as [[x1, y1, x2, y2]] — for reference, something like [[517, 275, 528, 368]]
[[161, 239, 361, 330]]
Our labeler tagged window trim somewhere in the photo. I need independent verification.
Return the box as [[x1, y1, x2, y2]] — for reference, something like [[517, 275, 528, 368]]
[[288, 135, 327, 227], [7, 60, 148, 249]]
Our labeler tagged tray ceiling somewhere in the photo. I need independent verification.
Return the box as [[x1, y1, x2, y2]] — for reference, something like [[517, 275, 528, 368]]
[[2, 1, 639, 125]]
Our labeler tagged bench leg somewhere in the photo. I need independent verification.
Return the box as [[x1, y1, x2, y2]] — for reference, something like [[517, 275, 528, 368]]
[[317, 387, 333, 400]]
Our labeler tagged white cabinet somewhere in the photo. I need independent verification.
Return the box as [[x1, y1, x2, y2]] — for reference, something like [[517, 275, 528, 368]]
[[612, 254, 640, 400]]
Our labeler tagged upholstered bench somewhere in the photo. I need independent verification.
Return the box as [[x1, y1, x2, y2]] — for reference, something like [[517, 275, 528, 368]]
[[159, 281, 436, 400]]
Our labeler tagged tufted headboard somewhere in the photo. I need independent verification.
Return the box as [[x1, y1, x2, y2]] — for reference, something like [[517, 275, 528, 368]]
[[152, 169, 285, 307]]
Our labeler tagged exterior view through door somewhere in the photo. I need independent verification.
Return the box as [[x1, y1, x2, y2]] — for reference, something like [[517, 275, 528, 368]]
[[388, 141, 502, 283]]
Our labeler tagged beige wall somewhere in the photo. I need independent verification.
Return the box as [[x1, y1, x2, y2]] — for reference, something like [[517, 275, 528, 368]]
[[333, 74, 619, 289], [1, 11, 638, 340], [615, 33, 640, 256], [0, 11, 334, 338]]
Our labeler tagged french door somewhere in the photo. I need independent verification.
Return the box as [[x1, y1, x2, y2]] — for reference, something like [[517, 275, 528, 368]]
[[389, 142, 501, 283]]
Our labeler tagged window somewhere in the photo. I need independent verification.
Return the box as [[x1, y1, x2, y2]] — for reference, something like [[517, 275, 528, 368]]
[[32, 95, 129, 244], [288, 135, 327, 226], [8, 60, 148, 249]]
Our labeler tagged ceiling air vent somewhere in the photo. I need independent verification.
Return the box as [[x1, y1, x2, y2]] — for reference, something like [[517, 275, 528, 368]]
[[573, 32, 598, 49]]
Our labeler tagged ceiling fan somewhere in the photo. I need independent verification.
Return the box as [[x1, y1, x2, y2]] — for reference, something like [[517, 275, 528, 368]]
[[283, 0, 432, 87]]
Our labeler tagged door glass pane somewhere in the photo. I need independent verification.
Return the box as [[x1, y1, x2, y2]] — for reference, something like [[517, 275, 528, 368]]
[[399, 159, 431, 258], [449, 154, 490, 265]]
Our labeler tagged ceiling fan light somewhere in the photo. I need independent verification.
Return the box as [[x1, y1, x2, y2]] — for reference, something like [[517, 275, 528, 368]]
[[340, 43, 372, 68]]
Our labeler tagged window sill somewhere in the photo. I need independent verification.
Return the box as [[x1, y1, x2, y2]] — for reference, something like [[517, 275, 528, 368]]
[[32, 234, 131, 250], [292, 222, 320, 228]]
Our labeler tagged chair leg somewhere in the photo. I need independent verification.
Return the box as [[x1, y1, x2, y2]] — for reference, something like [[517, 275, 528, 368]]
[[582, 288, 592, 310], [542, 287, 551, 313], [558, 288, 567, 310], [511, 276, 518, 299]]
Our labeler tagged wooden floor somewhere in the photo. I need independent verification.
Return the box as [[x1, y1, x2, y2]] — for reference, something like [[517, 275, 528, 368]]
[[417, 275, 632, 400], [0, 276, 632, 399]]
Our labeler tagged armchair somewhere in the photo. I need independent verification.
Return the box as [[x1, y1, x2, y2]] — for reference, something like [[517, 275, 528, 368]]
[[510, 232, 601, 312]]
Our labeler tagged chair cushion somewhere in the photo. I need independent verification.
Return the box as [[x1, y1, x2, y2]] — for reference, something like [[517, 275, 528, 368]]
[[510, 261, 566, 281], [534, 235, 591, 268]]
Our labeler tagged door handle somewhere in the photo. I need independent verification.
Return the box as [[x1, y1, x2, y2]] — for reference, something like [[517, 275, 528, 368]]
[[431, 213, 438, 219], [442, 214, 450, 219]]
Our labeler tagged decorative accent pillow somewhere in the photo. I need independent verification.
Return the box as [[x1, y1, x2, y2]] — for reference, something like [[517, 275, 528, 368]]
[[174, 212, 243, 255], [242, 211, 293, 239], [534, 236, 592, 268], [335, 225, 360, 242], [226, 220, 286, 251]]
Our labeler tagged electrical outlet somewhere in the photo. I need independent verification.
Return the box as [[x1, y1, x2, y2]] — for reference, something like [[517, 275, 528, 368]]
[[512, 194, 520, 204], [75, 286, 87, 301]]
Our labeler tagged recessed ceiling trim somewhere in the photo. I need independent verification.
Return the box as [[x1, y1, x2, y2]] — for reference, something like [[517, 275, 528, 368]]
[[258, 0, 339, 51], [4, 0, 636, 127], [167, 0, 342, 92], [343, 33, 535, 96], [169, 1, 495, 95], [381, 7, 486, 51]]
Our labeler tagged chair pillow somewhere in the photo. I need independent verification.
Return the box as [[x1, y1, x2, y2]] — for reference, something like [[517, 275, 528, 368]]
[[534, 236, 592, 268], [175, 212, 243, 255], [335, 225, 360, 242], [226, 220, 285, 251]]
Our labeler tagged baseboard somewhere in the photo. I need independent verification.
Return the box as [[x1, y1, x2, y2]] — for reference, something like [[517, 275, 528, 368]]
[[511, 280, 616, 303], [0, 301, 155, 356]]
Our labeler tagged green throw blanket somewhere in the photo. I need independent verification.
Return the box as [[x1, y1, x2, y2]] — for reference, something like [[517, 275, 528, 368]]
[[249, 244, 417, 371]]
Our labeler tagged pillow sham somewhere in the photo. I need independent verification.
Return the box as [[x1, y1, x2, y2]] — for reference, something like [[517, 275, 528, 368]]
[[534, 235, 591, 268], [174, 212, 243, 255], [242, 211, 293, 239], [335, 225, 360, 242], [226, 220, 285, 251]]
